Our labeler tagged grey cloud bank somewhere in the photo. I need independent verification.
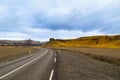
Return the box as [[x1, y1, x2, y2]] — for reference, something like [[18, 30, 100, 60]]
[[0, 0, 120, 41]]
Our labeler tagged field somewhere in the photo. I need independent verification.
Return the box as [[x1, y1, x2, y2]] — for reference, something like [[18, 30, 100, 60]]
[[52, 47, 120, 66], [0, 46, 40, 62]]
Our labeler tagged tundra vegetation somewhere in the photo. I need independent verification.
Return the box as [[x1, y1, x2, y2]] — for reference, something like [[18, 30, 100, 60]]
[[45, 35, 120, 66], [46, 35, 120, 48]]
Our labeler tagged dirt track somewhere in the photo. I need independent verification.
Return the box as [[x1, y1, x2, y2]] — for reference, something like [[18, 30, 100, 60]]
[[55, 50, 120, 80]]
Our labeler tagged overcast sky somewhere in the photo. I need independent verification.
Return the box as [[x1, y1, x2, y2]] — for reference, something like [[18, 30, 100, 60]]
[[0, 0, 120, 41]]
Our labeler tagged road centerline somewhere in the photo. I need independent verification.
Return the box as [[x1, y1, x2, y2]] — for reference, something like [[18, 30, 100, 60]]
[[54, 57, 56, 63], [49, 70, 54, 80]]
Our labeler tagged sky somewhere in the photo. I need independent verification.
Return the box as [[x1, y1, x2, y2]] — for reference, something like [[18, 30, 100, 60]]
[[0, 0, 120, 41]]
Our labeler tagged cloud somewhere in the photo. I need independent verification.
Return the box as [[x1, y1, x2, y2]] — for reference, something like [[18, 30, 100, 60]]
[[0, 4, 10, 20], [0, 0, 120, 41], [0, 31, 29, 40], [30, 0, 120, 33], [18, 27, 105, 41], [0, 27, 105, 41]]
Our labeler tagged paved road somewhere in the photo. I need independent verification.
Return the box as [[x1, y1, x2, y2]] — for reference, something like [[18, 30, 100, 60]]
[[55, 50, 120, 80], [0, 49, 56, 80]]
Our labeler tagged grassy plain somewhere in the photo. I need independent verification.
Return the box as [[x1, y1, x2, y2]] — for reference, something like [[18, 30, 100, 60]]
[[52, 47, 120, 66], [0, 46, 40, 62]]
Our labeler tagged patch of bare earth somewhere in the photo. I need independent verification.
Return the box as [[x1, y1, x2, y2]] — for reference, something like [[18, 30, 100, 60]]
[[55, 50, 120, 80]]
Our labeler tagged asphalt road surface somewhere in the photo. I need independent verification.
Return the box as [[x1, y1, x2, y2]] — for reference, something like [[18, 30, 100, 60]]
[[0, 49, 56, 80], [0, 48, 120, 80], [55, 50, 120, 80]]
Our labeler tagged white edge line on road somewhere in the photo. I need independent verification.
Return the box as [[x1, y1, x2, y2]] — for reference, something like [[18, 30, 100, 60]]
[[54, 57, 56, 63], [49, 70, 54, 80], [0, 53, 46, 79]]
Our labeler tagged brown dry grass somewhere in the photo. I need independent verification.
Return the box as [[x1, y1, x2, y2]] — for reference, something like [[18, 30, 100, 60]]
[[46, 35, 120, 48], [59, 47, 120, 58], [0, 46, 40, 62], [51, 47, 120, 66]]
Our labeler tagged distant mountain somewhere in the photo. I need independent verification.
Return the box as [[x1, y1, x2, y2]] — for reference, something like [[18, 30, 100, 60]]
[[0, 39, 41, 46], [45, 35, 120, 48]]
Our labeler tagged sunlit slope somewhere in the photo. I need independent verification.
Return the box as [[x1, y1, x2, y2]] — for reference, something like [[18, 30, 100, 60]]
[[45, 35, 120, 48]]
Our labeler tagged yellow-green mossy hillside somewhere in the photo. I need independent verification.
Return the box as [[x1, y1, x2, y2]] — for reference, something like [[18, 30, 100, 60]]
[[45, 35, 120, 48]]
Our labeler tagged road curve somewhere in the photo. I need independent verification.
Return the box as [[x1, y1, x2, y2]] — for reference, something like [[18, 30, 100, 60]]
[[0, 49, 56, 80]]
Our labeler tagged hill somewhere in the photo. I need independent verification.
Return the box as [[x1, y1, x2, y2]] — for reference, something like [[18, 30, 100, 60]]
[[45, 35, 120, 48], [0, 39, 41, 46]]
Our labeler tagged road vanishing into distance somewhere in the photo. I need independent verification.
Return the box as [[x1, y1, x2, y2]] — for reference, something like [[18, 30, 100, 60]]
[[0, 49, 56, 80], [0, 48, 120, 80]]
